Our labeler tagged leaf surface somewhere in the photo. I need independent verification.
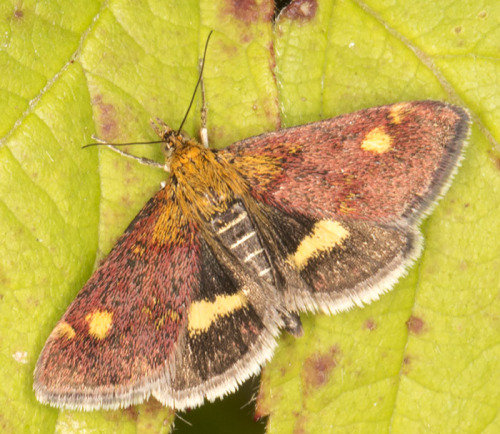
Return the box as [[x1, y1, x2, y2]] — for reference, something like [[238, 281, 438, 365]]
[[0, 0, 498, 433]]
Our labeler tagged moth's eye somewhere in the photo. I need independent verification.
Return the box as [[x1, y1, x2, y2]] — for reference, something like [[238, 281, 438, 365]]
[[178, 130, 191, 141], [163, 145, 174, 158]]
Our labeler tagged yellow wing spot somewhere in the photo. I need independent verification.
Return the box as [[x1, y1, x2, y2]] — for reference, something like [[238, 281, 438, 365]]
[[339, 192, 357, 214], [339, 202, 355, 214], [167, 309, 180, 323], [86, 310, 114, 340], [155, 315, 165, 329], [51, 322, 75, 340], [132, 244, 145, 256], [389, 102, 411, 124], [155, 310, 180, 330], [361, 127, 392, 154], [142, 305, 180, 330], [231, 154, 282, 188], [188, 292, 248, 336], [289, 220, 350, 270]]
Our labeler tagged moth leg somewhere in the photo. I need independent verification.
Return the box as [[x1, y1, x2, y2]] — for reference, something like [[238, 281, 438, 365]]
[[90, 135, 168, 171], [198, 58, 209, 148]]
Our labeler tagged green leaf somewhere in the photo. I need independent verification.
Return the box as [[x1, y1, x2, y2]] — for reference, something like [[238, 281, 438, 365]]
[[1, 0, 498, 433]]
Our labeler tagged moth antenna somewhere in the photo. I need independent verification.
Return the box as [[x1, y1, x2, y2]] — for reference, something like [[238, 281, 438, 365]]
[[83, 137, 165, 149], [177, 30, 214, 135], [87, 31, 213, 164], [86, 135, 167, 170]]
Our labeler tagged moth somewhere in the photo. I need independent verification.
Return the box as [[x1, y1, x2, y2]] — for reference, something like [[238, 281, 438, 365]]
[[34, 97, 469, 411]]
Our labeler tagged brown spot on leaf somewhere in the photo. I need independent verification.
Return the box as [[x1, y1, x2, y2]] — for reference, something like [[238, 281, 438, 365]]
[[302, 345, 339, 392], [281, 0, 317, 21], [92, 95, 119, 140], [293, 415, 307, 434], [240, 31, 253, 44], [364, 318, 377, 331], [268, 39, 277, 74], [491, 152, 500, 171], [223, 0, 274, 23], [454, 26, 462, 34], [478, 10, 487, 19], [402, 355, 413, 374], [406, 315, 425, 335], [14, 8, 23, 19], [102, 404, 138, 423], [255, 377, 279, 420], [218, 39, 238, 57], [254, 386, 267, 419], [123, 405, 139, 421], [0, 265, 9, 288], [228, 0, 258, 22], [137, 399, 173, 430]]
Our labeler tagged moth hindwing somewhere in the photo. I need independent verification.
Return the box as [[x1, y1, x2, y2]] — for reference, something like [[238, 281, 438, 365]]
[[34, 100, 469, 411]]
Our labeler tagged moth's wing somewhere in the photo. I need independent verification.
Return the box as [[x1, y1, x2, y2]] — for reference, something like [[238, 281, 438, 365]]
[[222, 101, 469, 313], [35, 185, 282, 411], [153, 236, 283, 409], [254, 204, 420, 314], [224, 101, 469, 224], [34, 185, 201, 410]]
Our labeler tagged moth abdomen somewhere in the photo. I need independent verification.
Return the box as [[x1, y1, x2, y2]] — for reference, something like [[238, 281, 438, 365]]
[[211, 200, 275, 286]]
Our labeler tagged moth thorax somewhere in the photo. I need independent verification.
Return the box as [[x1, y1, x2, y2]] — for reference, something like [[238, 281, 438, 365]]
[[211, 201, 274, 286], [169, 140, 205, 174]]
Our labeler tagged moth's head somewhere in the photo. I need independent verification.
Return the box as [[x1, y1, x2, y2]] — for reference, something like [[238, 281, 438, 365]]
[[150, 119, 185, 164], [151, 119, 203, 172]]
